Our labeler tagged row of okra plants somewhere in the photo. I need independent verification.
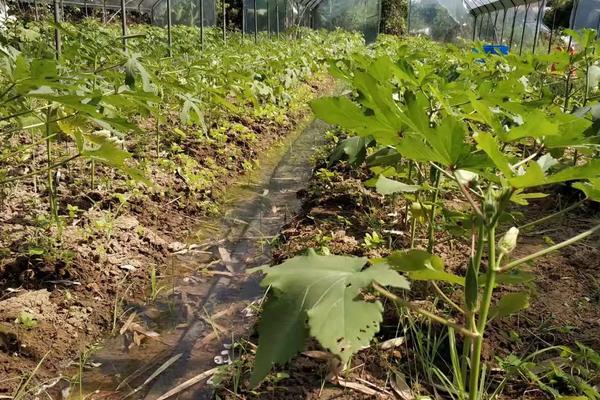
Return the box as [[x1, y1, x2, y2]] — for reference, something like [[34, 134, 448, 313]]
[[247, 32, 600, 399], [0, 18, 365, 223]]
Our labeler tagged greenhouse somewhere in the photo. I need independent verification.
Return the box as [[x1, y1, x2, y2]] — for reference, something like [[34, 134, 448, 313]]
[[1, 0, 600, 398]]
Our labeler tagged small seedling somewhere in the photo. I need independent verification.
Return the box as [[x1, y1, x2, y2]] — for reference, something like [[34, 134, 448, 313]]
[[363, 231, 384, 249], [16, 312, 38, 329]]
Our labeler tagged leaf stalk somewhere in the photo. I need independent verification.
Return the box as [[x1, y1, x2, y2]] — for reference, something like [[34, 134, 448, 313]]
[[372, 283, 478, 339]]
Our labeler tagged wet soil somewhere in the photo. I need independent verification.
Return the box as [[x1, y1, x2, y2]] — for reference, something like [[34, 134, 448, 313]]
[[75, 118, 330, 400], [0, 77, 335, 397]]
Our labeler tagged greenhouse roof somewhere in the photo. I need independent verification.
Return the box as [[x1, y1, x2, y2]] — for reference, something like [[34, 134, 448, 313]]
[[465, 0, 541, 16], [20, 0, 327, 13], [19, 0, 159, 12], [298, 0, 327, 11]]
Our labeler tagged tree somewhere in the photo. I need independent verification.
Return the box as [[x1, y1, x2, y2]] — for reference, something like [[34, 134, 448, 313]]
[[380, 0, 407, 36], [543, 0, 573, 29], [0, 0, 8, 28]]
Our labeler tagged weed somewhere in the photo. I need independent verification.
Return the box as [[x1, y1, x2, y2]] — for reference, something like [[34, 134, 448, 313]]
[[363, 231, 385, 249], [16, 312, 37, 329]]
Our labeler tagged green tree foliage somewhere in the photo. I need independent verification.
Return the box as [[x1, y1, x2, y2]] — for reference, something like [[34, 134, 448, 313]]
[[380, 0, 408, 36], [543, 0, 574, 30]]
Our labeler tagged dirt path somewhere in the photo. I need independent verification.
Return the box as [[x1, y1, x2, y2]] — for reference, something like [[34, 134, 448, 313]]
[[71, 119, 330, 400]]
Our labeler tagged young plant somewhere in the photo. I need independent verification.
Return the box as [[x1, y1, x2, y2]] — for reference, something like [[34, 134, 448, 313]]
[[363, 231, 384, 249]]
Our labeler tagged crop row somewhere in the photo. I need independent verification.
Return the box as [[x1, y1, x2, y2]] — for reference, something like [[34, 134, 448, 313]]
[[248, 32, 600, 400]]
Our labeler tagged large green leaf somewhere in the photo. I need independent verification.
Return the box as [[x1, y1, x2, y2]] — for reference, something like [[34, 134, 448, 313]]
[[400, 97, 472, 168], [310, 97, 397, 143], [365, 146, 402, 167], [350, 67, 406, 134], [510, 159, 600, 188], [30, 59, 57, 79], [489, 292, 530, 320], [505, 110, 559, 142], [328, 136, 373, 166], [467, 95, 504, 135], [375, 175, 421, 195], [509, 162, 546, 188], [404, 91, 433, 136], [397, 134, 446, 164], [510, 189, 548, 206], [251, 250, 409, 386], [367, 55, 418, 87], [385, 249, 465, 285], [178, 93, 205, 128], [495, 270, 536, 285], [422, 116, 472, 168], [124, 51, 154, 92], [548, 160, 600, 184], [251, 295, 309, 388], [474, 131, 513, 177], [573, 179, 600, 202], [80, 133, 149, 184], [545, 112, 593, 148]]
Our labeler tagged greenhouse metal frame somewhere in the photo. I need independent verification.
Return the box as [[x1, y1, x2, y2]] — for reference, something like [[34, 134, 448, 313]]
[[408, 0, 600, 54], [468, 0, 548, 54], [18, 0, 380, 60], [13, 0, 600, 63]]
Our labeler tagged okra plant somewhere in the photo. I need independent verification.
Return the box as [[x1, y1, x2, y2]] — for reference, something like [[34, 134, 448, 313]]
[[250, 36, 600, 399], [1, 19, 365, 226]]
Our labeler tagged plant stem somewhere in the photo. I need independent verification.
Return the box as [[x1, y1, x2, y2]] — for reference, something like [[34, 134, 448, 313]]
[[430, 163, 482, 200], [410, 213, 417, 249], [461, 221, 485, 387], [431, 281, 463, 313], [427, 169, 442, 252], [518, 198, 586, 231], [473, 221, 485, 273], [0, 94, 23, 107], [45, 109, 58, 223], [564, 58, 573, 113], [404, 161, 414, 227], [511, 149, 541, 171], [0, 107, 43, 123], [583, 48, 590, 107], [373, 283, 478, 339], [454, 173, 484, 221], [410, 165, 426, 248], [499, 224, 600, 272], [468, 225, 497, 400], [0, 82, 16, 100], [1, 133, 59, 160], [0, 154, 81, 185], [2, 113, 79, 138], [155, 116, 160, 159]]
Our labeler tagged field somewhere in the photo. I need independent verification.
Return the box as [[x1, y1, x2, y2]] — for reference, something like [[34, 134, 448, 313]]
[[1, 11, 600, 400]]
